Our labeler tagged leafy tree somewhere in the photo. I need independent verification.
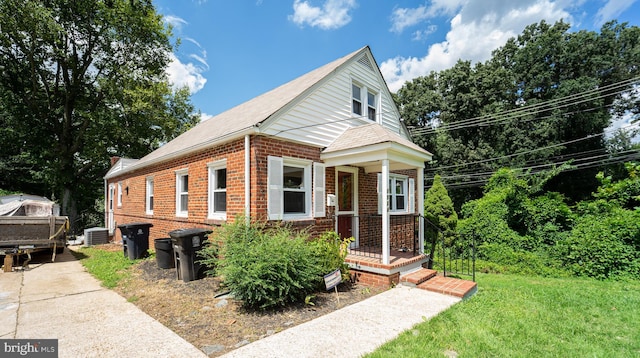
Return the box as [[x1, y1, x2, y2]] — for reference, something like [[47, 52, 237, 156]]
[[398, 20, 640, 207], [424, 174, 458, 268], [0, 0, 199, 229]]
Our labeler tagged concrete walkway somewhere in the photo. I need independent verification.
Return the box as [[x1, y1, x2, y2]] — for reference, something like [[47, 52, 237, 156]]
[[0, 250, 206, 358], [1, 249, 462, 358], [221, 286, 460, 358]]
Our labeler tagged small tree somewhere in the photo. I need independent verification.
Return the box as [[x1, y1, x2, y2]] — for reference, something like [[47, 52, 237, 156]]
[[424, 175, 458, 268]]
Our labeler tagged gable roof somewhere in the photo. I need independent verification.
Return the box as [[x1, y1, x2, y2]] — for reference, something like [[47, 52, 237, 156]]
[[323, 123, 430, 155], [112, 46, 370, 177], [105, 158, 139, 179]]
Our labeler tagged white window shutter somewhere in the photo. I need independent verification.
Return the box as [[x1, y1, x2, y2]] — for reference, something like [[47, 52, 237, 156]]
[[377, 173, 382, 215], [313, 163, 326, 217], [409, 178, 415, 213], [267, 156, 283, 220]]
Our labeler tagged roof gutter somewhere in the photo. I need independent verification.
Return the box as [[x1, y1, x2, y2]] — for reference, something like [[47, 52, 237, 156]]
[[107, 126, 259, 179]]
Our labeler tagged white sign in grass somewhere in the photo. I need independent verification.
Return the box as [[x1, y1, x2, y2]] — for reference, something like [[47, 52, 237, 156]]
[[323, 269, 342, 291]]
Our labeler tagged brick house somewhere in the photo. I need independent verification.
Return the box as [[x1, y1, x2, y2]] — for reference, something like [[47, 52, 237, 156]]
[[104, 46, 432, 286]]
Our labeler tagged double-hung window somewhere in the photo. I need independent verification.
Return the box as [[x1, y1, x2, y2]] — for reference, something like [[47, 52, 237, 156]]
[[367, 91, 377, 120], [352, 84, 363, 116], [146, 177, 154, 215], [389, 176, 407, 212], [176, 169, 188, 217], [352, 81, 378, 121], [378, 174, 415, 214], [268, 156, 324, 220], [208, 160, 227, 220]]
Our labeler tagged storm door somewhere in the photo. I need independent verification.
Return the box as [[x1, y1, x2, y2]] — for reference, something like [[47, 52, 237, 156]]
[[336, 167, 358, 247]]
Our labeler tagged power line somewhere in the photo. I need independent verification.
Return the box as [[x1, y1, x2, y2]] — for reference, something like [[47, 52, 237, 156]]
[[408, 76, 640, 136], [423, 122, 638, 174]]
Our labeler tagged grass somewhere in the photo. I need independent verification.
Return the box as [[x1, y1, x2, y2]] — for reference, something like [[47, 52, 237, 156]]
[[72, 247, 139, 288], [367, 273, 640, 357]]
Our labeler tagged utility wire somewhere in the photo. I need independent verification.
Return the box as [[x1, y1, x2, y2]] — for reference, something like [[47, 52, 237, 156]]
[[408, 76, 640, 136]]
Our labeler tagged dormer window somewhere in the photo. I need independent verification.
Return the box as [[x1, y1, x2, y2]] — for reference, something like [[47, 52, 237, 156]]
[[352, 81, 378, 121]]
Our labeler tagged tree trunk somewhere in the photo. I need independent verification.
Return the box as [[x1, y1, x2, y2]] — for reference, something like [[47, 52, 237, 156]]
[[61, 186, 78, 232]]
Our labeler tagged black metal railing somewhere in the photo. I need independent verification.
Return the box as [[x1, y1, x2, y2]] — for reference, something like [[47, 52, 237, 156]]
[[424, 217, 476, 282], [346, 214, 420, 259]]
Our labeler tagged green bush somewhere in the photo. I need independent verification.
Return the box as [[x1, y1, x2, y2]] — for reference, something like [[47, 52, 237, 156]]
[[308, 231, 353, 281], [556, 209, 640, 279], [212, 220, 348, 309], [478, 243, 567, 277]]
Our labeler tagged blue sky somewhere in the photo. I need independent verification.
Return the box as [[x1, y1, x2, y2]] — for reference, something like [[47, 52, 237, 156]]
[[152, 0, 640, 124]]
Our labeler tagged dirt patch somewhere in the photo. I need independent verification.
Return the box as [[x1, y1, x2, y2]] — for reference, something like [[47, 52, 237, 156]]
[[113, 254, 383, 357]]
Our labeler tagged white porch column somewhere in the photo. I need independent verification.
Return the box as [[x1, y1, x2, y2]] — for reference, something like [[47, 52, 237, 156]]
[[381, 159, 390, 265], [417, 168, 425, 254]]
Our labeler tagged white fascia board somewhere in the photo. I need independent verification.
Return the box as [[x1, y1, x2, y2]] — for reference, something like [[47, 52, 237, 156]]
[[107, 126, 257, 179], [320, 142, 431, 170]]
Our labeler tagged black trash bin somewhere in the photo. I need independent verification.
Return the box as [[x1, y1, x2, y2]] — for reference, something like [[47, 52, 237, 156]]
[[154, 238, 174, 269], [118, 222, 153, 260], [168, 228, 212, 282]]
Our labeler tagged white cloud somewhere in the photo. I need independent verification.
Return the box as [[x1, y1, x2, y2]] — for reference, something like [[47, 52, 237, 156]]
[[166, 53, 207, 94], [161, 21, 209, 94], [389, 0, 464, 33], [164, 15, 188, 31], [412, 25, 438, 41], [200, 113, 216, 122], [289, 0, 357, 30], [595, 0, 636, 26], [381, 0, 572, 92]]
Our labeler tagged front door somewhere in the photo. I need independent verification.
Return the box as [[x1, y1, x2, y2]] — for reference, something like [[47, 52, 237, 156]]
[[336, 167, 358, 247]]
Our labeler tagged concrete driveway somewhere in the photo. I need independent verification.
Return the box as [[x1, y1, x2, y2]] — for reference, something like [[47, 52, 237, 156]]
[[0, 249, 206, 358]]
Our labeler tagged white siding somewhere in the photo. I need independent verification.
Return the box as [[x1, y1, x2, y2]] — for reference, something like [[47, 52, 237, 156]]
[[260, 52, 406, 147]]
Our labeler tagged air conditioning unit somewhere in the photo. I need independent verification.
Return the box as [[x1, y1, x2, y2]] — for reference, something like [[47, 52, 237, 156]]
[[84, 227, 109, 246]]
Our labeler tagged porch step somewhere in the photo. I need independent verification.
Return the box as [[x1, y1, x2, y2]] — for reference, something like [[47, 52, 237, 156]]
[[418, 275, 478, 299], [400, 268, 437, 287]]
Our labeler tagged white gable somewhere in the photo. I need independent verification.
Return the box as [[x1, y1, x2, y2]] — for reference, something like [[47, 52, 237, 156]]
[[259, 49, 407, 147]]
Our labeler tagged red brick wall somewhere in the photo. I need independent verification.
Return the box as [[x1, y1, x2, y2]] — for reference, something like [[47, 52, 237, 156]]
[[106, 134, 419, 250], [107, 135, 340, 247], [107, 138, 246, 246], [349, 269, 400, 288]]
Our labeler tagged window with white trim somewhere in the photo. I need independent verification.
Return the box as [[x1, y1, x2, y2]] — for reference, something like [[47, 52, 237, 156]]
[[352, 81, 378, 121], [389, 176, 407, 212], [352, 83, 362, 116], [117, 182, 122, 207], [176, 169, 188, 217], [367, 91, 377, 120], [146, 177, 154, 215], [208, 160, 227, 220], [267, 156, 323, 220], [378, 174, 415, 214]]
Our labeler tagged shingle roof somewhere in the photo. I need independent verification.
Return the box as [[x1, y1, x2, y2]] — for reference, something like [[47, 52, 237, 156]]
[[323, 122, 432, 156], [118, 46, 369, 175]]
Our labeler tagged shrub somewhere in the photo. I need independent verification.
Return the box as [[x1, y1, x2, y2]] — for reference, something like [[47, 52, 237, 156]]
[[308, 231, 353, 281], [556, 208, 640, 279], [212, 220, 349, 309]]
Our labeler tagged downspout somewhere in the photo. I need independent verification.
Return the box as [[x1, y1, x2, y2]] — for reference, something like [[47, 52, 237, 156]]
[[244, 134, 251, 224]]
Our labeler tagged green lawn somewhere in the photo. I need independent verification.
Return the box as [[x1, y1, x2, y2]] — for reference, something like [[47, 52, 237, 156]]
[[367, 274, 640, 357], [72, 247, 140, 288]]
